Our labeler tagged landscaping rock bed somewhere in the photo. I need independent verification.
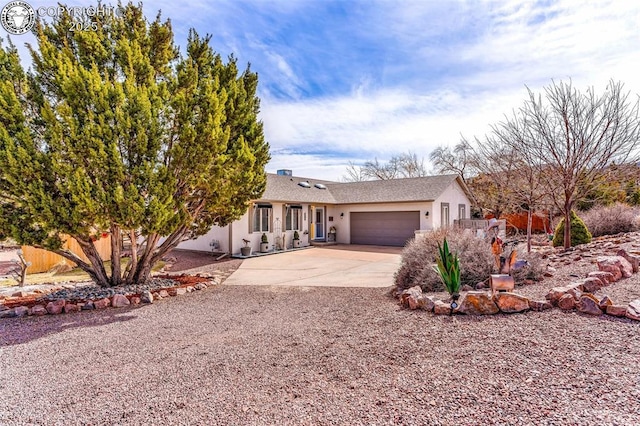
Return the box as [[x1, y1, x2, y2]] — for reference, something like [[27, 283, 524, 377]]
[[399, 233, 640, 322], [0, 273, 223, 319]]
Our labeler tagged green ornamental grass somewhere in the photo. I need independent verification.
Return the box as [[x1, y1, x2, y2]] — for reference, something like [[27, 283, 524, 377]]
[[433, 238, 461, 296]]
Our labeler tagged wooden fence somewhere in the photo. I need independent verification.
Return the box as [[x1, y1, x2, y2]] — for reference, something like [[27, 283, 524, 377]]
[[22, 235, 112, 274]]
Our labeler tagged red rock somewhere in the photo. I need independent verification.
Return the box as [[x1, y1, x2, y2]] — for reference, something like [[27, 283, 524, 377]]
[[545, 287, 569, 305], [606, 305, 627, 317], [111, 294, 130, 308], [401, 286, 435, 311], [598, 295, 613, 310], [14, 306, 29, 317], [459, 291, 499, 315], [529, 300, 553, 312], [597, 256, 633, 280], [567, 286, 583, 300], [577, 294, 603, 315], [46, 299, 65, 315], [616, 249, 639, 273], [626, 300, 640, 321], [493, 293, 530, 313], [94, 298, 111, 309], [433, 300, 452, 315], [130, 297, 141, 305], [587, 271, 615, 286], [64, 303, 80, 313], [557, 294, 575, 310], [167, 288, 178, 297], [29, 305, 47, 316], [581, 277, 603, 293]]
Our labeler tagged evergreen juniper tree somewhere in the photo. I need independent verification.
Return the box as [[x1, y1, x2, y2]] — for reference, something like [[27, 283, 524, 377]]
[[0, 3, 269, 287]]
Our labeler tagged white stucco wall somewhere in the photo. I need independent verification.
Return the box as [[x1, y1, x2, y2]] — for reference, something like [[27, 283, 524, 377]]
[[230, 202, 312, 254], [433, 180, 471, 229], [176, 225, 230, 253]]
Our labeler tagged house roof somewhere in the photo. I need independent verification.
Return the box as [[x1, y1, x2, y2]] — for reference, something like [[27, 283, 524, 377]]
[[258, 174, 338, 204], [327, 174, 466, 204], [257, 173, 473, 205]]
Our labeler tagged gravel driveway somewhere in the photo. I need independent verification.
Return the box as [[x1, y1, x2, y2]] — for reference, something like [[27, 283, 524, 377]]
[[2, 283, 639, 425]]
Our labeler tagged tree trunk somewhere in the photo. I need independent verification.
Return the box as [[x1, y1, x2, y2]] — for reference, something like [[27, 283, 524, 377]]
[[109, 225, 122, 286], [51, 237, 112, 287], [563, 199, 572, 249], [526, 209, 533, 253]]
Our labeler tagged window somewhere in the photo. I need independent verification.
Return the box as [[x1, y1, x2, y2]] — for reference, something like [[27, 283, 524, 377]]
[[458, 204, 466, 220], [286, 205, 302, 231], [252, 204, 271, 232], [441, 203, 450, 227]]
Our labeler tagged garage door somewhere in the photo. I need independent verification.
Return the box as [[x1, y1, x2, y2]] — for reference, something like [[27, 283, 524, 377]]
[[350, 211, 420, 246]]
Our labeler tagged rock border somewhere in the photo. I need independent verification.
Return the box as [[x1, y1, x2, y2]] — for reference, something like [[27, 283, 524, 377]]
[[399, 250, 640, 321], [0, 273, 223, 319]]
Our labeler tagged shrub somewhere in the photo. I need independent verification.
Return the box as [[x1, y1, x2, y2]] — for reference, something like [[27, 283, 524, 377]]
[[552, 210, 592, 247], [395, 228, 495, 292], [510, 247, 546, 285], [579, 203, 638, 237]]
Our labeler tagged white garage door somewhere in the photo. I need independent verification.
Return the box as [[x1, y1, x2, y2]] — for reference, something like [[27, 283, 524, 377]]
[[350, 211, 420, 246]]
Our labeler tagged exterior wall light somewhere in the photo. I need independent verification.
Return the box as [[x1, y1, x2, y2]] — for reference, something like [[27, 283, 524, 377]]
[[425, 211, 429, 217]]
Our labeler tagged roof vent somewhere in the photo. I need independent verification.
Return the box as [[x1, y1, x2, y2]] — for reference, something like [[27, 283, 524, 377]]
[[298, 181, 311, 188], [314, 183, 327, 190]]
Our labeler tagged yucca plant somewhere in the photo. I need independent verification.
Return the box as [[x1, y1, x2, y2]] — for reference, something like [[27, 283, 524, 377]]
[[433, 238, 461, 298]]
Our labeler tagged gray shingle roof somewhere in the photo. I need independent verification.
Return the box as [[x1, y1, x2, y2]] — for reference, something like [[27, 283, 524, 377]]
[[327, 174, 461, 204], [258, 173, 467, 205], [258, 174, 338, 203]]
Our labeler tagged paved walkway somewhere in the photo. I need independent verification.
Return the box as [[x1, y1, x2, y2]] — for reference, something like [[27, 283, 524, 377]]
[[224, 245, 402, 288]]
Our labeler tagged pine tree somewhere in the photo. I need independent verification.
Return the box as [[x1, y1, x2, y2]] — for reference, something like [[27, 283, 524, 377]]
[[0, 4, 269, 287]]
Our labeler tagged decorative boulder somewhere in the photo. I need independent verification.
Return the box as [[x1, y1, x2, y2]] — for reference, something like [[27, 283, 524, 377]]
[[598, 295, 613, 310], [141, 291, 153, 304], [557, 294, 575, 310], [29, 305, 47, 316], [46, 299, 65, 315], [606, 305, 627, 317], [587, 271, 615, 287], [626, 300, 640, 321], [494, 293, 530, 313], [577, 294, 603, 316], [616, 249, 639, 273], [458, 291, 499, 315], [94, 298, 111, 309], [433, 300, 452, 315], [529, 300, 553, 312], [111, 294, 130, 308], [581, 277, 603, 294], [401, 286, 423, 310], [546, 287, 569, 305], [14, 306, 29, 317], [596, 256, 633, 281], [63, 303, 80, 314]]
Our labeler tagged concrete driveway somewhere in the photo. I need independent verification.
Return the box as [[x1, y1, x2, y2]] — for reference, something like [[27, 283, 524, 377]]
[[224, 245, 402, 288]]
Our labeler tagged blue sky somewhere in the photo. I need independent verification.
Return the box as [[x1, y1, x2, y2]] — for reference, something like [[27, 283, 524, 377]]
[[3, 0, 640, 180]]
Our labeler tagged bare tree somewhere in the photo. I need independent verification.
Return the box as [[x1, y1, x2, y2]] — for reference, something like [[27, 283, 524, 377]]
[[429, 139, 476, 184], [343, 151, 428, 181], [342, 161, 368, 182], [493, 80, 640, 248]]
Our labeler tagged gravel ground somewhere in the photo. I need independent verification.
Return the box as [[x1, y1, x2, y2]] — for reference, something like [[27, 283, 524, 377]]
[[2, 238, 640, 425], [2, 281, 639, 425]]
